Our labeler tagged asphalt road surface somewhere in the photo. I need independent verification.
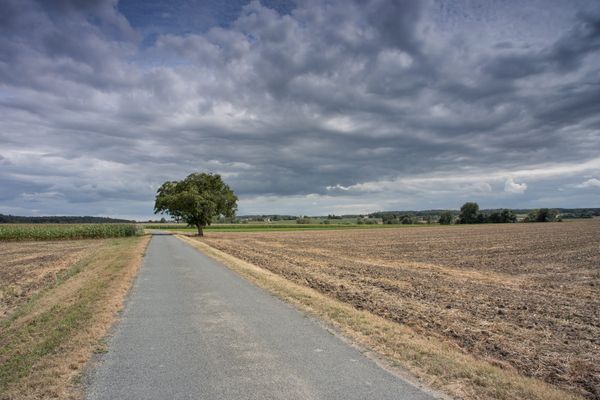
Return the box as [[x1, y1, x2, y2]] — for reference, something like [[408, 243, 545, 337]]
[[85, 233, 437, 400]]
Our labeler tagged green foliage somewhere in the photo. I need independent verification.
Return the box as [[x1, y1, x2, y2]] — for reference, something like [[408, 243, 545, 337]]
[[457, 203, 518, 224], [400, 215, 414, 224], [380, 213, 418, 225], [154, 173, 238, 235], [356, 218, 378, 225], [487, 209, 517, 223], [0, 224, 141, 241], [525, 208, 558, 222], [296, 218, 312, 224], [382, 214, 396, 224], [438, 211, 454, 225], [458, 202, 480, 224]]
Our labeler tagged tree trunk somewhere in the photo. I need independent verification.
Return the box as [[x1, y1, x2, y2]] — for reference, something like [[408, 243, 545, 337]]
[[196, 224, 204, 236]]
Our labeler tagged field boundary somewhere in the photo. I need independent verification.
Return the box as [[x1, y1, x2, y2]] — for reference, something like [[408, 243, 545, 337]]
[[178, 235, 583, 400]]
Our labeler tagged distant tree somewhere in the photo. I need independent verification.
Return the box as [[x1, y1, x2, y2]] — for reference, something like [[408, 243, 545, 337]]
[[438, 211, 453, 225], [154, 173, 238, 236], [400, 215, 413, 224], [527, 208, 558, 222], [538, 209, 548, 222], [458, 202, 480, 224], [296, 217, 311, 224], [500, 209, 517, 223], [382, 214, 401, 224], [487, 211, 502, 223], [160, 217, 167, 223]]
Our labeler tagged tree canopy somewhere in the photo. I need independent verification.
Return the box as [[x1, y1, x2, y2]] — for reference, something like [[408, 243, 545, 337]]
[[526, 208, 558, 223], [154, 173, 238, 236], [458, 202, 480, 224], [438, 211, 453, 225]]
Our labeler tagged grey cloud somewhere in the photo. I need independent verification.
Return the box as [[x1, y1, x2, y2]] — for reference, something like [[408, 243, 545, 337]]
[[550, 12, 600, 70], [482, 13, 600, 80], [364, 0, 424, 55]]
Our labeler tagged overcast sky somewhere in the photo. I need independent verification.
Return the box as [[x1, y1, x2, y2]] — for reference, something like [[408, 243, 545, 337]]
[[1, 0, 599, 219]]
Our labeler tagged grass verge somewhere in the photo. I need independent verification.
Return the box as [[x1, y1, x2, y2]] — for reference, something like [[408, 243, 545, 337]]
[[0, 236, 150, 400], [145, 223, 429, 233], [179, 235, 583, 400]]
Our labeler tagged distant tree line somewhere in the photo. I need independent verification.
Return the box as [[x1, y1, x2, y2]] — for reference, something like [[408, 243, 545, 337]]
[[523, 208, 559, 223], [448, 203, 573, 224], [381, 214, 418, 224], [454, 202, 517, 224], [369, 210, 448, 219], [236, 214, 297, 222], [0, 214, 134, 224], [356, 217, 378, 225]]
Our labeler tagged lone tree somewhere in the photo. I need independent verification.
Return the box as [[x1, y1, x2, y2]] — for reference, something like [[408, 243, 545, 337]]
[[154, 173, 238, 236], [458, 202, 480, 224]]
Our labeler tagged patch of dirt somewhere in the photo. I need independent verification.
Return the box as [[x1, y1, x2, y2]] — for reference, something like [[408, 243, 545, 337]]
[[201, 220, 600, 399], [0, 240, 104, 320]]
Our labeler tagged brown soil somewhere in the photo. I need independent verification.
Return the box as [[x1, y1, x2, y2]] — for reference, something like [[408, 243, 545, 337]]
[[200, 220, 600, 399], [0, 240, 103, 320]]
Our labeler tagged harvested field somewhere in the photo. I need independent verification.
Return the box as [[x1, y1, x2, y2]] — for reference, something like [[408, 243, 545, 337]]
[[0, 240, 103, 319], [0, 236, 149, 399], [200, 220, 600, 399]]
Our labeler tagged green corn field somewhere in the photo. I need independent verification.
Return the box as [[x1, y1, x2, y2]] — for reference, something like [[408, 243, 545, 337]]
[[0, 224, 143, 241]]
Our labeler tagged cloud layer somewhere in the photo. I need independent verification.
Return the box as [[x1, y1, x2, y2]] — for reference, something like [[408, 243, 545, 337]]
[[1, 0, 599, 218]]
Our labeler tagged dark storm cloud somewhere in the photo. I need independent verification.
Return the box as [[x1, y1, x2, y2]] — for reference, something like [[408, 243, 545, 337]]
[[0, 0, 599, 218], [482, 12, 600, 80]]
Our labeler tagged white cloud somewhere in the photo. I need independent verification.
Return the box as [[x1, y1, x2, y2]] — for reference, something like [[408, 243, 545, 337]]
[[576, 178, 600, 188], [504, 178, 527, 194]]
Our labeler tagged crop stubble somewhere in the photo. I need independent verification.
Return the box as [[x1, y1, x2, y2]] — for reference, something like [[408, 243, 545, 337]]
[[201, 220, 600, 399], [0, 240, 103, 319]]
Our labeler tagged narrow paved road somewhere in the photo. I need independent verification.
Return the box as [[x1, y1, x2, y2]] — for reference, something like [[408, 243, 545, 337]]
[[85, 234, 436, 400]]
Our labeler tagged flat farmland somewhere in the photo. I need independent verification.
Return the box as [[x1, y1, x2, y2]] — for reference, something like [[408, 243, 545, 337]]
[[0, 240, 103, 319], [0, 236, 148, 399], [200, 220, 600, 399]]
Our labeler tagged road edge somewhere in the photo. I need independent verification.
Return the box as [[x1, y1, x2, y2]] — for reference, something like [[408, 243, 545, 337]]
[[177, 234, 451, 400], [177, 235, 584, 400]]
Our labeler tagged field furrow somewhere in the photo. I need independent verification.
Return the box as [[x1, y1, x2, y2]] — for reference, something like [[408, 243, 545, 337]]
[[201, 220, 600, 399]]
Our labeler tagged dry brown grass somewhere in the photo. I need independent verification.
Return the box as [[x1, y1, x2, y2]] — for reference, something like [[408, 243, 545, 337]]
[[186, 220, 599, 400], [0, 240, 104, 319], [0, 236, 150, 400]]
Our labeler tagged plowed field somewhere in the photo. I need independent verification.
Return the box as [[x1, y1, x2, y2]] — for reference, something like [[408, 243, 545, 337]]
[[201, 220, 600, 399]]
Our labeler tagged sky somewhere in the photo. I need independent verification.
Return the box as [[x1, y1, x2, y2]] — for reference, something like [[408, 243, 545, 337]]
[[0, 0, 599, 219]]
